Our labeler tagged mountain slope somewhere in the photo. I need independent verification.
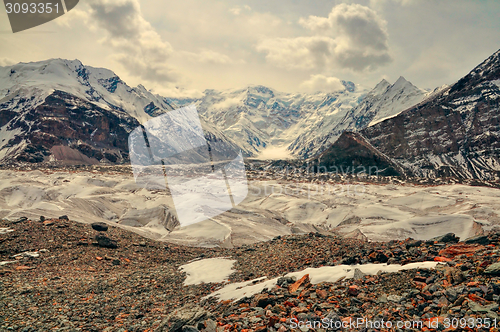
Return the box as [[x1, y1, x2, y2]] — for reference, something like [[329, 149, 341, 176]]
[[314, 49, 500, 180], [0, 59, 241, 164], [289, 77, 434, 158], [170, 82, 368, 158], [0, 59, 176, 123]]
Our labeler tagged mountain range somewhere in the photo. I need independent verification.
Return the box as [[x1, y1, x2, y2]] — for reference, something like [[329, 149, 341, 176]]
[[0, 59, 238, 164], [0, 49, 499, 181], [312, 49, 500, 181]]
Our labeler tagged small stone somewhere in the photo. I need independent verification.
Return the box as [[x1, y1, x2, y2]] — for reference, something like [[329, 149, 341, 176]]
[[377, 295, 388, 303], [58, 215, 69, 221], [468, 301, 499, 313], [465, 235, 490, 245], [39, 216, 45, 222], [430, 233, 459, 243], [289, 274, 309, 293], [353, 268, 366, 280], [112, 259, 121, 266], [43, 220, 55, 226], [347, 285, 359, 296], [316, 289, 327, 299], [11, 217, 28, 224], [484, 262, 500, 275], [91, 222, 108, 232], [15, 265, 33, 270], [95, 234, 118, 249], [204, 319, 217, 332], [252, 294, 274, 308], [387, 294, 404, 303]]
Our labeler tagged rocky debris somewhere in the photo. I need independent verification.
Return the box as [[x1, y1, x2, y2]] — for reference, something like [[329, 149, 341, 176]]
[[2, 218, 500, 331], [465, 234, 491, 245], [156, 303, 209, 332], [91, 222, 109, 232], [95, 234, 118, 249], [429, 233, 460, 243], [10, 216, 28, 225], [58, 215, 69, 221]]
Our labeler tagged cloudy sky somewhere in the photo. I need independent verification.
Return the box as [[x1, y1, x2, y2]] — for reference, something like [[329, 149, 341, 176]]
[[1, 0, 500, 97]]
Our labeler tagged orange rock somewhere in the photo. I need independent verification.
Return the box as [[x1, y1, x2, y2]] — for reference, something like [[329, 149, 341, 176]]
[[289, 274, 309, 293], [15, 266, 31, 270], [434, 256, 452, 262], [468, 293, 487, 304], [439, 244, 485, 258], [316, 289, 328, 299], [96, 256, 103, 261], [347, 285, 359, 296]]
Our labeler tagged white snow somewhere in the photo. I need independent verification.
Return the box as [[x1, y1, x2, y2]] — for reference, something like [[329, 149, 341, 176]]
[[288, 77, 431, 157], [0, 59, 175, 124], [205, 261, 440, 302], [0, 228, 14, 234], [180, 258, 237, 285], [171, 83, 369, 157]]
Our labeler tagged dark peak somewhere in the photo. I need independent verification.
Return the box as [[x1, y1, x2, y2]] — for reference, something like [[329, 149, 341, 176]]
[[450, 48, 500, 94]]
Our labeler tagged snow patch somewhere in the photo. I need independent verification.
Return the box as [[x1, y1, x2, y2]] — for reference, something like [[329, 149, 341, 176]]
[[205, 262, 440, 302], [180, 258, 237, 285]]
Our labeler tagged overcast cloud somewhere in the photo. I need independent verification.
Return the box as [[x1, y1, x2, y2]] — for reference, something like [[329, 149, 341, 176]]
[[0, 0, 499, 96], [257, 4, 391, 72]]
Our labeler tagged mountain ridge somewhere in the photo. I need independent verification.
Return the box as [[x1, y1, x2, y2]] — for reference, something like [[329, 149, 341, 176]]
[[312, 48, 500, 181]]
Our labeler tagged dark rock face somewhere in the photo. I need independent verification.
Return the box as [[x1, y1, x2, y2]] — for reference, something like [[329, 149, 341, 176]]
[[1, 89, 243, 166], [309, 132, 403, 177], [91, 222, 108, 232], [429, 233, 460, 244], [0, 90, 139, 165], [95, 234, 118, 249], [315, 49, 500, 181]]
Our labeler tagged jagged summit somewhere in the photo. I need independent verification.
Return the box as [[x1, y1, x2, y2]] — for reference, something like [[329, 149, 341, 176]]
[[0, 58, 176, 123], [170, 83, 369, 157], [0, 59, 241, 164], [314, 48, 500, 180], [372, 79, 391, 95]]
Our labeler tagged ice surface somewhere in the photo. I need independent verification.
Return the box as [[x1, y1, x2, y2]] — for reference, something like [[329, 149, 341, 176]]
[[0, 171, 497, 246]]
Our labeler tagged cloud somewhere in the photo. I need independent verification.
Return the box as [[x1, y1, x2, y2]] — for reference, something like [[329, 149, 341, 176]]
[[370, 0, 417, 8], [229, 5, 251, 16], [300, 74, 345, 93], [257, 3, 392, 72], [0, 58, 15, 67], [180, 49, 245, 65], [87, 0, 177, 83]]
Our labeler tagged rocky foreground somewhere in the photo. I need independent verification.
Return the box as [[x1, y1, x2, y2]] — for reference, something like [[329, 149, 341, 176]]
[[2, 217, 500, 331]]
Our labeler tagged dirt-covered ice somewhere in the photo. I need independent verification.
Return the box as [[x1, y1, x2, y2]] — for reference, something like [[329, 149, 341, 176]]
[[0, 170, 498, 246]]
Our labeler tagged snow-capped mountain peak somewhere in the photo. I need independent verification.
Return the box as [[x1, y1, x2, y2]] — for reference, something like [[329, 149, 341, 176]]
[[372, 79, 391, 95], [0, 59, 175, 123], [287, 77, 431, 158], [170, 83, 369, 157]]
